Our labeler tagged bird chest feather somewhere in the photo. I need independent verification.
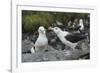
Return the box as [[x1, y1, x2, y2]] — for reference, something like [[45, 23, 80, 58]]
[[35, 34, 48, 47]]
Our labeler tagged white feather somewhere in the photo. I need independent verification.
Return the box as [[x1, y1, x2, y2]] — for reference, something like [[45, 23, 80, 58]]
[[56, 20, 63, 25], [30, 47, 35, 53], [51, 27, 78, 49], [79, 19, 84, 30], [34, 26, 48, 52]]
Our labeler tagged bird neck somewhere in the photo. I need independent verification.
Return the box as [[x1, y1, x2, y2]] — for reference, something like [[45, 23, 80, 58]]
[[79, 22, 83, 26], [57, 30, 65, 38], [39, 33, 46, 37]]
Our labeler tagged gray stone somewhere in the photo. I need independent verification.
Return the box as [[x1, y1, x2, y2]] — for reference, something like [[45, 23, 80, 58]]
[[22, 39, 34, 53]]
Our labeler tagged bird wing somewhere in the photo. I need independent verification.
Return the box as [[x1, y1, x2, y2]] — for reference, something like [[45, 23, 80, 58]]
[[64, 32, 87, 43]]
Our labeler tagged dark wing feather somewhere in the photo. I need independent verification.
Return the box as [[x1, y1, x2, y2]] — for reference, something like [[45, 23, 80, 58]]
[[65, 33, 87, 43]]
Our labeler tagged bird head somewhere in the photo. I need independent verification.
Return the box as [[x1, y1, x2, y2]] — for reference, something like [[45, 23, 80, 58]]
[[38, 26, 46, 34], [48, 27, 62, 34]]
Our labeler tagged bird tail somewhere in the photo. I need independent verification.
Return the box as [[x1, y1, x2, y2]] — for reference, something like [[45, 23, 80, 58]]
[[30, 43, 36, 53], [71, 43, 78, 49], [30, 46, 36, 53]]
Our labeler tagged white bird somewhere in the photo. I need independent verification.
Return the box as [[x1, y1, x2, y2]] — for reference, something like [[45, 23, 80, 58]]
[[30, 46, 35, 53], [31, 26, 48, 53], [68, 20, 72, 27], [48, 27, 87, 50], [56, 20, 63, 25], [79, 19, 84, 31]]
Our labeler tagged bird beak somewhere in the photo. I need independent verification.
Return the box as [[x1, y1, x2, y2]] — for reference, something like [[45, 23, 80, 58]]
[[48, 27, 54, 30], [41, 30, 45, 34]]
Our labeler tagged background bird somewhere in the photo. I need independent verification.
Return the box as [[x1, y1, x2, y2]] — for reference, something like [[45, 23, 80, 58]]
[[79, 19, 84, 32], [31, 26, 48, 53], [56, 20, 63, 26], [48, 27, 87, 50]]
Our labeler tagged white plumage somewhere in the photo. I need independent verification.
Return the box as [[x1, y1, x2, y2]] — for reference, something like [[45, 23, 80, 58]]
[[30, 47, 35, 53], [48, 27, 86, 50], [31, 26, 48, 53], [79, 19, 84, 30], [56, 20, 63, 25]]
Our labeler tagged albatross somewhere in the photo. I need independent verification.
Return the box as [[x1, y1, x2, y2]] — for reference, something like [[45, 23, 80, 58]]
[[31, 26, 48, 53], [48, 27, 87, 50], [79, 19, 84, 32]]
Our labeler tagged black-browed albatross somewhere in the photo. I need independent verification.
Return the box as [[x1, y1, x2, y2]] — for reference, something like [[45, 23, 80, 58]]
[[48, 27, 87, 49], [31, 26, 48, 53]]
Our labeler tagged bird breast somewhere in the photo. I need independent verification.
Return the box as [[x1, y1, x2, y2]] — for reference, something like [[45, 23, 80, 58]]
[[79, 23, 84, 30], [35, 35, 48, 47]]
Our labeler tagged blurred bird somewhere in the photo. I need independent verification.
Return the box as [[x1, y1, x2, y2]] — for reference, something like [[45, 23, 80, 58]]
[[68, 20, 72, 27], [56, 20, 63, 25], [48, 27, 87, 50], [79, 19, 84, 32], [72, 18, 78, 28], [31, 26, 48, 53], [67, 19, 80, 31]]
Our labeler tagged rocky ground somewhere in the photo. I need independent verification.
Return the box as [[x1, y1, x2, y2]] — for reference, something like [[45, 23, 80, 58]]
[[22, 31, 90, 62]]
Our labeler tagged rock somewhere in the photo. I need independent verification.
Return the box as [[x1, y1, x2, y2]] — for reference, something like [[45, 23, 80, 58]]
[[22, 47, 90, 62], [22, 33, 29, 40], [22, 49, 72, 62], [55, 45, 62, 51], [22, 39, 34, 53], [22, 54, 35, 62], [22, 29, 90, 62], [43, 52, 58, 61], [76, 39, 89, 50], [29, 33, 38, 43]]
